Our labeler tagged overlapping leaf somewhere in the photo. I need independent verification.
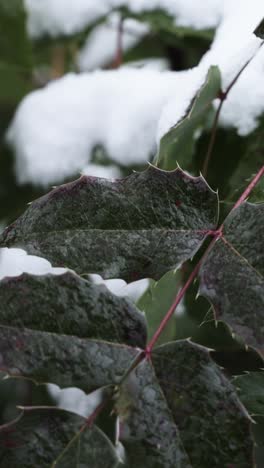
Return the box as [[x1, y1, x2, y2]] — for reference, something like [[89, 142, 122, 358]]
[[199, 202, 264, 354], [116, 340, 253, 467], [233, 371, 264, 416], [0, 325, 139, 393], [0, 272, 146, 347], [156, 66, 221, 170], [151, 341, 253, 467], [116, 357, 191, 467], [0, 167, 218, 281], [0, 408, 120, 467]]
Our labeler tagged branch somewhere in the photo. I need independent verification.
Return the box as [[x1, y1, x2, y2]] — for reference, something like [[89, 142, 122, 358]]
[[112, 17, 124, 68], [146, 165, 264, 353], [202, 41, 264, 177]]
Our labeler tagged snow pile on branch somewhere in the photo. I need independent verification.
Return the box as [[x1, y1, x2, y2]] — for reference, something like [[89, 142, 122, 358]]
[[25, 0, 223, 39], [8, 0, 264, 186], [8, 69, 192, 185], [78, 13, 149, 71], [25, 0, 110, 38], [0, 248, 66, 280]]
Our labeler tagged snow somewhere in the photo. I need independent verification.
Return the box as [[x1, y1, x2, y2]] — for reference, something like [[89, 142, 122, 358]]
[[8, 0, 264, 186], [48, 384, 102, 417], [25, 0, 223, 39], [0, 248, 66, 280], [81, 163, 121, 179], [90, 274, 149, 302], [25, 0, 110, 38], [124, 0, 223, 30], [78, 13, 148, 71], [7, 69, 180, 185], [0, 248, 149, 302]]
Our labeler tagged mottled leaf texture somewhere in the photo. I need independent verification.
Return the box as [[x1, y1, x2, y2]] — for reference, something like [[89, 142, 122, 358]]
[[0, 326, 138, 392], [199, 202, 264, 353], [0, 167, 218, 281], [0, 271, 147, 348], [152, 340, 253, 468], [116, 358, 191, 468], [157, 66, 221, 170], [254, 18, 264, 39], [0, 408, 119, 468], [233, 371, 264, 416]]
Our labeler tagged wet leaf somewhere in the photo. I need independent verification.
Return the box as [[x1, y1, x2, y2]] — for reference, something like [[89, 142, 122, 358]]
[[233, 371, 264, 416], [0, 271, 147, 348], [0, 407, 119, 467], [116, 358, 191, 467], [199, 202, 264, 354], [152, 340, 254, 467], [0, 167, 218, 281], [0, 326, 138, 391]]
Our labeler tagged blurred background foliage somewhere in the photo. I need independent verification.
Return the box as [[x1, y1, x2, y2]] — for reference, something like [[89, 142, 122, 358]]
[[0, 1, 263, 463]]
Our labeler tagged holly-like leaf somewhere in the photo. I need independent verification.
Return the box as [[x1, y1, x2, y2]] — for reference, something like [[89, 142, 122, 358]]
[[199, 202, 264, 354], [233, 371, 264, 416], [156, 66, 221, 170], [0, 326, 138, 392], [0, 271, 147, 347], [0, 407, 120, 467], [116, 358, 191, 467], [151, 340, 253, 467], [0, 167, 218, 281]]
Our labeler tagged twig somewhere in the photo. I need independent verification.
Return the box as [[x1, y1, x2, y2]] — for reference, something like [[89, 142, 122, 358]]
[[202, 41, 264, 177], [231, 165, 264, 210], [112, 17, 124, 68], [146, 165, 264, 352]]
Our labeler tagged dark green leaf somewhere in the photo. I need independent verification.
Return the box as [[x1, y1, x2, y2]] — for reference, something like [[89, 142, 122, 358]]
[[226, 121, 264, 203], [116, 358, 191, 467], [199, 202, 264, 353], [157, 66, 221, 170], [0, 326, 138, 391], [0, 167, 218, 281], [0, 271, 147, 348], [152, 340, 253, 467], [254, 18, 264, 39], [233, 371, 264, 416], [0, 407, 119, 467]]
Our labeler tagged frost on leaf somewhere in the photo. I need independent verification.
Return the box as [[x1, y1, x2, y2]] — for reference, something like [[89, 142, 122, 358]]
[[199, 202, 264, 355], [0, 166, 218, 281]]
